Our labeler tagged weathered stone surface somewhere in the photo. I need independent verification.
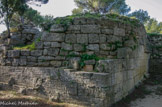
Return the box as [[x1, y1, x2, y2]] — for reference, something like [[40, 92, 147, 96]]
[[89, 34, 99, 43], [38, 56, 55, 61], [19, 58, 27, 66], [42, 33, 65, 42], [31, 50, 42, 56], [44, 42, 51, 48], [35, 42, 43, 49], [84, 60, 96, 65], [99, 34, 107, 43], [8, 50, 20, 58], [101, 29, 113, 34], [69, 57, 81, 70], [65, 34, 76, 43], [61, 43, 73, 51], [74, 44, 84, 52], [81, 25, 100, 34], [51, 42, 61, 48], [117, 48, 132, 59], [114, 27, 125, 36], [21, 50, 30, 56], [87, 44, 99, 51], [67, 25, 80, 31], [50, 61, 62, 67], [47, 48, 59, 56], [83, 65, 93, 72], [50, 25, 65, 33], [100, 44, 111, 51], [27, 56, 37, 62], [77, 34, 88, 44], [12, 59, 19, 66]]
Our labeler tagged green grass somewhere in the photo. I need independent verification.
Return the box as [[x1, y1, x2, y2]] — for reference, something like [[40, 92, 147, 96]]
[[13, 42, 36, 51]]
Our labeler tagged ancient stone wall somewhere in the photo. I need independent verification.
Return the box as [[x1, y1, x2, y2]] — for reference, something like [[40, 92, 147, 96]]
[[148, 34, 162, 73], [0, 17, 150, 107]]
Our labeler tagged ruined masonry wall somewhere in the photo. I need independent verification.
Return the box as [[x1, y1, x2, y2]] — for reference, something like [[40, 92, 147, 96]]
[[0, 18, 150, 107]]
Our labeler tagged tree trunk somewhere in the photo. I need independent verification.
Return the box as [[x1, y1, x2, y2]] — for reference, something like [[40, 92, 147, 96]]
[[20, 16, 24, 24], [5, 0, 11, 38]]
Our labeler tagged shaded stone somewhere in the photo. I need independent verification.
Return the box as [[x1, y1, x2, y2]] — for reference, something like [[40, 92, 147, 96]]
[[31, 50, 42, 56], [77, 34, 88, 44], [83, 65, 94, 72], [50, 61, 62, 67], [114, 27, 125, 36], [65, 34, 77, 43], [81, 25, 100, 34], [74, 44, 84, 52], [87, 44, 99, 51], [89, 34, 99, 43], [51, 42, 61, 48], [50, 25, 65, 33], [61, 43, 73, 51], [8, 50, 20, 58], [101, 29, 113, 34]]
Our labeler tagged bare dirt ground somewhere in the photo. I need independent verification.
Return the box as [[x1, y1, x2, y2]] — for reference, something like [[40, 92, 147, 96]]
[[0, 91, 82, 107]]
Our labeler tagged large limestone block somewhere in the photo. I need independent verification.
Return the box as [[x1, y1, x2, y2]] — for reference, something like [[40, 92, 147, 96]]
[[77, 34, 88, 44], [8, 50, 20, 58], [88, 34, 99, 43], [114, 27, 125, 36], [87, 44, 99, 51], [81, 25, 100, 34], [41, 32, 65, 42]]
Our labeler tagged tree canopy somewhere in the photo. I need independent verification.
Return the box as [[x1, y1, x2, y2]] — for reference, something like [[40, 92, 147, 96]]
[[73, 0, 130, 15]]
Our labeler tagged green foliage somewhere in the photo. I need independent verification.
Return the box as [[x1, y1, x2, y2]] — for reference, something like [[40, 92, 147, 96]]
[[128, 9, 150, 23], [79, 54, 103, 68], [107, 41, 123, 51], [145, 18, 162, 34], [73, 0, 130, 15], [13, 42, 35, 51], [147, 33, 162, 37]]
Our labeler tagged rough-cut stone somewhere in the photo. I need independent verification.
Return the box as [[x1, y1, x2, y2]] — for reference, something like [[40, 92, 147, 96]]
[[65, 34, 76, 43], [61, 43, 73, 51], [21, 50, 30, 56], [31, 50, 42, 56], [27, 56, 37, 62], [19, 58, 27, 66], [8, 50, 20, 58], [69, 57, 81, 70], [47, 48, 59, 56], [81, 25, 100, 34], [35, 42, 43, 49], [51, 42, 61, 48], [42, 33, 65, 42], [101, 29, 113, 34], [67, 25, 80, 31], [114, 27, 125, 36], [100, 44, 111, 51], [77, 34, 88, 44], [84, 60, 96, 65], [117, 48, 132, 59], [38, 56, 55, 61], [99, 34, 107, 43], [83, 65, 94, 72], [50, 25, 65, 32], [50, 61, 62, 67], [74, 44, 84, 52], [87, 44, 99, 51], [12, 59, 19, 66], [44, 42, 51, 47], [89, 34, 99, 43]]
